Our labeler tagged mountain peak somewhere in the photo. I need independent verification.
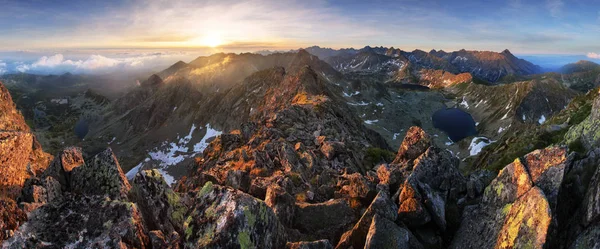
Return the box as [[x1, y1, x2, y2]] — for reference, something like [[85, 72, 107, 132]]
[[140, 74, 163, 87]]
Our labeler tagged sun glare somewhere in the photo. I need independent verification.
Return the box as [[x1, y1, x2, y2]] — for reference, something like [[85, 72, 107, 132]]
[[200, 35, 224, 48]]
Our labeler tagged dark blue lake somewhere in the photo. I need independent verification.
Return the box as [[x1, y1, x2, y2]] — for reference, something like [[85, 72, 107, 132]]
[[432, 108, 477, 142], [74, 119, 89, 139]]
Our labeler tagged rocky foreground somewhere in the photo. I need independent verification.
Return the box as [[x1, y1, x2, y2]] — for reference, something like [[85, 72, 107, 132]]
[[1, 124, 600, 248]]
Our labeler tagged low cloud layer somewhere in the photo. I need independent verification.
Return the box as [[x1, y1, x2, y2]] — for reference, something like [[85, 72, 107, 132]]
[[1, 51, 197, 75], [587, 52, 600, 59]]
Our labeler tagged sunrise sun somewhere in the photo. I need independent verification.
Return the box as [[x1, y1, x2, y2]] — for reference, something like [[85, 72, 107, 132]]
[[200, 34, 224, 48]]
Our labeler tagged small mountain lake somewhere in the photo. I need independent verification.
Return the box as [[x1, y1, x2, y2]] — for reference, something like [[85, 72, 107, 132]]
[[74, 119, 89, 139], [432, 108, 477, 142]]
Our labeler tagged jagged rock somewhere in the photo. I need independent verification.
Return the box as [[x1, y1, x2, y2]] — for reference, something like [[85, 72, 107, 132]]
[[293, 199, 355, 243], [70, 148, 131, 199], [364, 214, 423, 249], [4, 194, 149, 248], [42, 147, 84, 190], [337, 173, 376, 200], [336, 191, 397, 249], [409, 147, 465, 199], [182, 182, 286, 249], [320, 141, 345, 160], [392, 126, 431, 165], [20, 176, 61, 204], [481, 158, 532, 208], [466, 169, 495, 199], [494, 187, 552, 249], [521, 147, 567, 209], [225, 169, 251, 192], [265, 184, 296, 227], [451, 147, 564, 249], [287, 240, 333, 249], [0, 197, 26, 242], [397, 179, 431, 227], [131, 169, 187, 237]]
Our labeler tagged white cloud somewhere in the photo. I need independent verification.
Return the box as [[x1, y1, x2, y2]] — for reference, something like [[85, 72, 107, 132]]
[[14, 52, 190, 74], [588, 52, 600, 59], [0, 60, 6, 75]]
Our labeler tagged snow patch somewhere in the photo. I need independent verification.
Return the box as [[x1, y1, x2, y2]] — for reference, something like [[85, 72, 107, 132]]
[[468, 137, 495, 156], [538, 115, 546, 124], [364, 120, 379, 124], [193, 124, 223, 153], [460, 97, 469, 109]]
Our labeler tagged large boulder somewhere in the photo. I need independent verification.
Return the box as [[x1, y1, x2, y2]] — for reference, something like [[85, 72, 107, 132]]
[[131, 169, 187, 237], [293, 199, 356, 244], [336, 191, 397, 249], [364, 214, 423, 249], [181, 182, 287, 249], [3, 194, 149, 248], [451, 147, 566, 249], [494, 187, 552, 249], [70, 148, 132, 199], [565, 94, 600, 150]]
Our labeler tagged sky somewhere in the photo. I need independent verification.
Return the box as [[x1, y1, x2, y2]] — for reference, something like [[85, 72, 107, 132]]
[[0, 0, 599, 74]]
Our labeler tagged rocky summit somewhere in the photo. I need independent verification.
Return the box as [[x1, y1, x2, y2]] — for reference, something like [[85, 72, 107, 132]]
[[1, 47, 600, 249]]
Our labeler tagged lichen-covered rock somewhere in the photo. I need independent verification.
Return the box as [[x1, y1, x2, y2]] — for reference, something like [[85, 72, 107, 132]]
[[336, 191, 397, 249], [287, 239, 333, 249], [364, 214, 423, 249], [293, 199, 355, 243], [0, 197, 26, 242], [521, 147, 567, 209], [42, 147, 85, 189], [70, 148, 131, 199], [409, 147, 465, 199], [131, 169, 187, 237], [3, 194, 149, 248], [451, 148, 562, 249], [494, 187, 551, 249], [181, 182, 286, 249], [565, 94, 600, 150], [482, 158, 532, 208]]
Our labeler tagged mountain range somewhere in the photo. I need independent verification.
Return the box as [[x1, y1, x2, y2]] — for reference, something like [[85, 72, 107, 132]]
[[1, 46, 600, 248]]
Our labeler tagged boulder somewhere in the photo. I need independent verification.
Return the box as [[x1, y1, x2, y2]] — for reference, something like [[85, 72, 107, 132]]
[[4, 194, 149, 248], [494, 187, 552, 249], [364, 214, 423, 249], [70, 148, 132, 199], [293, 199, 355, 243], [181, 182, 286, 249], [336, 191, 397, 249], [265, 184, 296, 227], [392, 126, 432, 165], [397, 179, 431, 227], [131, 169, 187, 236], [521, 147, 567, 209], [481, 158, 532, 208]]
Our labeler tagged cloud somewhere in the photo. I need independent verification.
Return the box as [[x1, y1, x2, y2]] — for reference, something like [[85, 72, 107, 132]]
[[546, 0, 564, 17], [0, 60, 6, 75], [587, 52, 600, 59], [12, 51, 194, 74]]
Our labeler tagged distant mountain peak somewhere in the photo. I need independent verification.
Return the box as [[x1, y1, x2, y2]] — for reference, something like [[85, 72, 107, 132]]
[[141, 74, 163, 87]]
